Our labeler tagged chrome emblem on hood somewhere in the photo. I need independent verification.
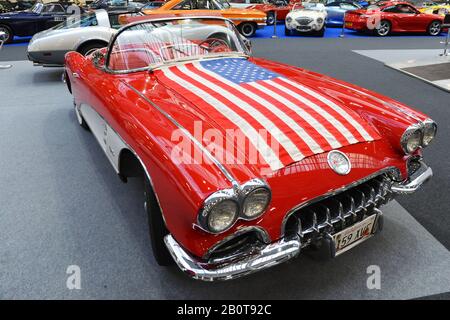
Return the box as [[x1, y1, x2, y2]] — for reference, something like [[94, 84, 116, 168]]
[[327, 150, 351, 175]]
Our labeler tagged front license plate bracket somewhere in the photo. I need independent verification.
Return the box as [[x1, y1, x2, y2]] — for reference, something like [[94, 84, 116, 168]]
[[326, 212, 382, 257]]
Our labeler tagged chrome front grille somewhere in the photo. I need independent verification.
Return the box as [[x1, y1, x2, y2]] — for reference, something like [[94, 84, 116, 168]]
[[284, 174, 393, 247], [296, 17, 313, 25]]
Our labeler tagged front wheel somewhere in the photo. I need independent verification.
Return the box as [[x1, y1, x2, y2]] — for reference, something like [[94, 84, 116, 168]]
[[375, 20, 391, 36], [285, 26, 292, 36], [238, 22, 257, 38], [266, 12, 275, 26], [315, 25, 325, 37], [144, 178, 174, 266], [427, 20, 442, 36], [0, 25, 13, 43]]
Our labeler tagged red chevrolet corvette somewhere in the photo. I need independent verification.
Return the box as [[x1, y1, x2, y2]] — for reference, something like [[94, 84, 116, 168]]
[[64, 17, 436, 281], [345, 1, 444, 36]]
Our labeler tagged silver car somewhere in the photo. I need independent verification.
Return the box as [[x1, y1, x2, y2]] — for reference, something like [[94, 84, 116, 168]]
[[27, 10, 129, 67]]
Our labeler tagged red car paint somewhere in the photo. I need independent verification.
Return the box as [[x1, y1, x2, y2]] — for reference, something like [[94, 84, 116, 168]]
[[345, 1, 444, 34], [64, 49, 428, 259], [246, 1, 297, 21]]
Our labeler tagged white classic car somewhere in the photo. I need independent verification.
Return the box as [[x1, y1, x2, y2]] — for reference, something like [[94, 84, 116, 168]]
[[27, 10, 128, 67], [285, 2, 327, 36]]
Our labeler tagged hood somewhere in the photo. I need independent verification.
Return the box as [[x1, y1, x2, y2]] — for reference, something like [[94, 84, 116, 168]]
[[139, 57, 382, 177], [288, 9, 326, 18]]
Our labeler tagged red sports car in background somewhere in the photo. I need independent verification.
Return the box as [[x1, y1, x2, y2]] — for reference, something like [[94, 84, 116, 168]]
[[345, 1, 444, 36], [64, 16, 436, 281], [247, 0, 299, 25]]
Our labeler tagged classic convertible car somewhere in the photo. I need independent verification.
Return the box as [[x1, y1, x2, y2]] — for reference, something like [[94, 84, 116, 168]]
[[27, 10, 137, 66], [345, 1, 444, 36], [142, 0, 267, 37], [64, 16, 436, 281], [285, 3, 328, 36]]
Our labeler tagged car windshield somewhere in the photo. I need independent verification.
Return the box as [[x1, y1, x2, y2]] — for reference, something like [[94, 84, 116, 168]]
[[30, 2, 43, 13], [52, 13, 99, 29], [107, 18, 249, 72]]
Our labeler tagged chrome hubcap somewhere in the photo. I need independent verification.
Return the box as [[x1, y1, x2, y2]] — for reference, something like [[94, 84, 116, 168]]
[[430, 22, 441, 35], [377, 22, 389, 36], [242, 25, 254, 36], [267, 14, 275, 25], [0, 27, 10, 42]]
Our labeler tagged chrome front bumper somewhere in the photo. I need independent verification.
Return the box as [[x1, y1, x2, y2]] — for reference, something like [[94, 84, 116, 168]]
[[164, 235, 301, 281], [165, 162, 432, 281], [391, 160, 433, 194]]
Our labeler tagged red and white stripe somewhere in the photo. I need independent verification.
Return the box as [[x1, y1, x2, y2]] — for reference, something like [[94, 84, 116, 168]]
[[156, 60, 380, 171]]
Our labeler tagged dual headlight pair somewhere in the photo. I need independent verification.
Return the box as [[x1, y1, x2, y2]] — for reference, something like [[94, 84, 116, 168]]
[[198, 179, 271, 234], [400, 119, 437, 154]]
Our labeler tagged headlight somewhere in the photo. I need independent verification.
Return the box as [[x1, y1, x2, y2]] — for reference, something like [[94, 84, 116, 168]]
[[198, 179, 271, 233], [286, 17, 292, 23], [317, 17, 324, 23], [422, 119, 437, 146], [207, 200, 239, 233], [401, 124, 423, 154], [242, 187, 271, 219]]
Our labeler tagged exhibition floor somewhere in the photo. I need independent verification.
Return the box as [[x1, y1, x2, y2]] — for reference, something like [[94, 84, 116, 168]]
[[1, 37, 449, 299]]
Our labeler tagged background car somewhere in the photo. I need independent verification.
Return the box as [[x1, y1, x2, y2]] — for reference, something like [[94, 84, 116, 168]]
[[285, 2, 327, 36], [27, 9, 134, 66], [141, 0, 165, 10], [245, 0, 294, 25], [345, 1, 444, 36], [418, 1, 450, 15], [88, 0, 145, 11], [142, 0, 267, 37], [0, 1, 80, 43], [325, 1, 361, 26]]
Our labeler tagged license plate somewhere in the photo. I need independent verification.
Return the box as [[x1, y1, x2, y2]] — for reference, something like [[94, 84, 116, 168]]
[[332, 214, 377, 256], [345, 22, 353, 27]]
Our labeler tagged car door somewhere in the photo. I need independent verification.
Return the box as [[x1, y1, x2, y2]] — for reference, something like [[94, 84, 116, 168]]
[[387, 4, 419, 31]]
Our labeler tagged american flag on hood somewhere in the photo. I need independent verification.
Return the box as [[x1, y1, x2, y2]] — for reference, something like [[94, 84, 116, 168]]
[[156, 58, 380, 171]]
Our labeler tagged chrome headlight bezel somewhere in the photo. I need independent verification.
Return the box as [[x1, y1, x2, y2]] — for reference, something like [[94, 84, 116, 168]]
[[198, 189, 239, 234], [400, 119, 437, 154], [422, 118, 437, 147], [286, 16, 292, 23], [400, 123, 423, 154], [198, 179, 272, 234], [240, 179, 272, 220], [316, 17, 324, 24]]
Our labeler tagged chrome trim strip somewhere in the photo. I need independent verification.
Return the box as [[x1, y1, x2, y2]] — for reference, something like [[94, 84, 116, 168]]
[[164, 234, 301, 282], [123, 81, 239, 187], [391, 161, 433, 194], [229, 18, 267, 22], [280, 167, 396, 236]]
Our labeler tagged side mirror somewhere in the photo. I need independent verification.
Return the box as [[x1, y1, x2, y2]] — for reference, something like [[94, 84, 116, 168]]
[[243, 37, 252, 53], [92, 49, 106, 69]]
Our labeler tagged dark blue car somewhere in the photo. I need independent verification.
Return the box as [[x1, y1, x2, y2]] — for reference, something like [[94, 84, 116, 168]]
[[0, 2, 74, 43]]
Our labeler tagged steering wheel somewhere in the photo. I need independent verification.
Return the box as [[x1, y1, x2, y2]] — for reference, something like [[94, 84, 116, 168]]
[[198, 37, 230, 53]]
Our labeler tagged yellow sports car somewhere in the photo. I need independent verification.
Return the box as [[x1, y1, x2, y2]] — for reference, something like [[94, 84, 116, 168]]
[[418, 2, 450, 16]]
